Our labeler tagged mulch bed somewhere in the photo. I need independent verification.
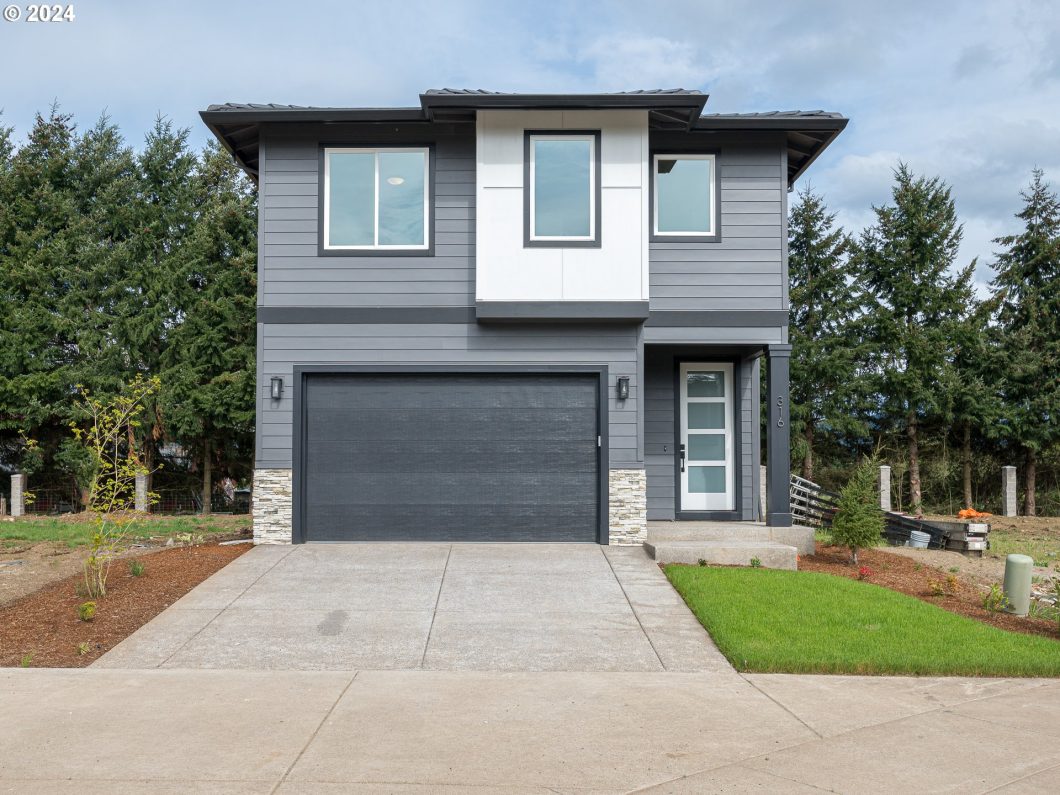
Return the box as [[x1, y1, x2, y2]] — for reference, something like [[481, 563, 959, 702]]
[[804, 545, 1060, 641], [0, 542, 249, 668]]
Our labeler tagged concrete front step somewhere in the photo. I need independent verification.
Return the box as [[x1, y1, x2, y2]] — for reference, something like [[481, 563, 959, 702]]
[[647, 521, 815, 556], [644, 539, 799, 570]]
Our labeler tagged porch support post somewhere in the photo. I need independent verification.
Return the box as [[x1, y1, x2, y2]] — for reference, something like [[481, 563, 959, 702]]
[[765, 344, 792, 527]]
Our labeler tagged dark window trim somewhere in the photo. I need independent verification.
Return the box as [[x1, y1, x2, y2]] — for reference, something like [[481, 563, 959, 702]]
[[649, 148, 722, 244], [671, 354, 742, 519], [291, 364, 610, 545], [317, 143, 436, 257], [523, 130, 602, 249]]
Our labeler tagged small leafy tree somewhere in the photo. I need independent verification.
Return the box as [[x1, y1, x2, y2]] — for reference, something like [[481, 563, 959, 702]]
[[72, 375, 159, 598], [830, 457, 885, 564]]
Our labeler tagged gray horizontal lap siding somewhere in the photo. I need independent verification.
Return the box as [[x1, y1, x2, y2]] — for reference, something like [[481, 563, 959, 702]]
[[256, 323, 641, 470], [260, 122, 475, 307], [649, 132, 787, 312]]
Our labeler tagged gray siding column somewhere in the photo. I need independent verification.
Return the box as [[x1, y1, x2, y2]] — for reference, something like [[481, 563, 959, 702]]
[[1002, 466, 1017, 517], [765, 345, 792, 527], [879, 466, 892, 511], [10, 473, 27, 518]]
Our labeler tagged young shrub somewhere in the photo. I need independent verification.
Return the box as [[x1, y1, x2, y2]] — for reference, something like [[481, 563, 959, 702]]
[[20, 653, 33, 668], [829, 457, 885, 565], [71, 376, 160, 599], [76, 642, 90, 656], [78, 601, 97, 622], [749, 557, 763, 568], [982, 583, 1010, 613], [128, 560, 145, 577], [857, 565, 873, 581]]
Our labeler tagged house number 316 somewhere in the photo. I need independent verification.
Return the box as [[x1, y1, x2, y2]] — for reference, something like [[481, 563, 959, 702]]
[[776, 396, 785, 427]]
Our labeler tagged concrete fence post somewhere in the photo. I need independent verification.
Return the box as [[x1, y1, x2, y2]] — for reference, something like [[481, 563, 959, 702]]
[[879, 466, 892, 512], [134, 473, 149, 513], [1002, 466, 1017, 517], [10, 473, 27, 518]]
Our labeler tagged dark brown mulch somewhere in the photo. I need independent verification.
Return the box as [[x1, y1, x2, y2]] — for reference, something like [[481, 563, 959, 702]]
[[804, 545, 1060, 641], [0, 542, 249, 668]]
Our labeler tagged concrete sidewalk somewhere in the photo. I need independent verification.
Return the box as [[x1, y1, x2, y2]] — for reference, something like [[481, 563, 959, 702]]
[[2, 668, 1058, 793], [95, 543, 732, 673]]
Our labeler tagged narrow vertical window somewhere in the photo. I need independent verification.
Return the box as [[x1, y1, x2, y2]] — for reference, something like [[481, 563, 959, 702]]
[[323, 147, 429, 250], [525, 132, 600, 246]]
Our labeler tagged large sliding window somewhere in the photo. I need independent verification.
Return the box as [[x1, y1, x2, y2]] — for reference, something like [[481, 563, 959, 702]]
[[323, 147, 430, 252], [525, 131, 600, 247], [653, 153, 718, 240]]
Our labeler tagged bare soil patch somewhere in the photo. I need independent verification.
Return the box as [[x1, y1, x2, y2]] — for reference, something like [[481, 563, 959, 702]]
[[803, 545, 1060, 642], [0, 542, 249, 668]]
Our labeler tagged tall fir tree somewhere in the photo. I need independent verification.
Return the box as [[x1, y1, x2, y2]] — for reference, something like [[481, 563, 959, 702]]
[[123, 117, 198, 484], [0, 108, 81, 474], [990, 169, 1060, 515], [162, 143, 257, 513], [788, 187, 865, 481], [855, 164, 974, 512], [941, 290, 1003, 509]]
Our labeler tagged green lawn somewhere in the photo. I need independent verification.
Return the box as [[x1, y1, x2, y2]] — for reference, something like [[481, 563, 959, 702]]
[[0, 515, 250, 548], [665, 565, 1060, 677]]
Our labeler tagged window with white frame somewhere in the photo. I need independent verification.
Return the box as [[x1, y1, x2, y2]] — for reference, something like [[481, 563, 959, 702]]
[[527, 133, 599, 244], [323, 147, 429, 250], [653, 154, 716, 237]]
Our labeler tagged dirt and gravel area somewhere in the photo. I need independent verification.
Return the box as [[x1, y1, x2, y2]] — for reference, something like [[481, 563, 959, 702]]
[[0, 513, 250, 607], [0, 541, 250, 668], [804, 545, 1060, 641]]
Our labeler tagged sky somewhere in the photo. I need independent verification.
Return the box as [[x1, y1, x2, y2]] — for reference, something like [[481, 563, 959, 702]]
[[2, 0, 1059, 293]]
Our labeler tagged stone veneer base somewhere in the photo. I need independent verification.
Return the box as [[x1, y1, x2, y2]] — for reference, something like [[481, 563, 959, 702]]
[[608, 468, 647, 545], [253, 468, 293, 544], [252, 466, 648, 546]]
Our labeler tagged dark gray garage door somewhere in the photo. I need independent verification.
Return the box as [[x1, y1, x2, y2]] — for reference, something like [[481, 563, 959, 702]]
[[301, 373, 601, 542]]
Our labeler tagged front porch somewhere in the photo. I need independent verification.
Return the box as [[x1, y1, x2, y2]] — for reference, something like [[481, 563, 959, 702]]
[[643, 520, 815, 570], [637, 342, 802, 567]]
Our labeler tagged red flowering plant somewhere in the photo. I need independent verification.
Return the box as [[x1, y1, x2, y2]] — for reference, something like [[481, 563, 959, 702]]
[[857, 565, 873, 581]]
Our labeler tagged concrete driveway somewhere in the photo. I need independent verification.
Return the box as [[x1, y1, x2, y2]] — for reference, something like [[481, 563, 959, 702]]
[[96, 543, 731, 672]]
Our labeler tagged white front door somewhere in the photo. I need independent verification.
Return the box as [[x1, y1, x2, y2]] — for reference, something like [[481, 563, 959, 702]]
[[679, 363, 734, 512]]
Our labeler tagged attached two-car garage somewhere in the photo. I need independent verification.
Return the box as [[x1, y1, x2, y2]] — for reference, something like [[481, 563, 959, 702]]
[[297, 371, 604, 543]]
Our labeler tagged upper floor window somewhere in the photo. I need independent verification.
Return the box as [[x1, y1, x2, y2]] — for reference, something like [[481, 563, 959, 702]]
[[525, 132, 601, 247], [653, 153, 717, 239], [323, 147, 429, 251]]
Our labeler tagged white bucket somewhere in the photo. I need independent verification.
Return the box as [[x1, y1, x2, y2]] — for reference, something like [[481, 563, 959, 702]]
[[908, 530, 931, 549]]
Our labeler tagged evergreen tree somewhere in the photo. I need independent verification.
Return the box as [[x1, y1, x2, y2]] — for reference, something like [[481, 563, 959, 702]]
[[829, 456, 884, 564], [855, 164, 974, 513], [788, 187, 865, 481], [990, 170, 1060, 515], [162, 143, 257, 513], [0, 108, 80, 472], [945, 293, 1002, 509], [122, 118, 198, 483], [65, 114, 139, 395]]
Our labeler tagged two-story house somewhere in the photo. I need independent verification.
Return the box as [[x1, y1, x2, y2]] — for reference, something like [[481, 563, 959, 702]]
[[202, 89, 846, 561]]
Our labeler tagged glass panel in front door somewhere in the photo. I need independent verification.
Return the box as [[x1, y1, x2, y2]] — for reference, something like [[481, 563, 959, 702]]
[[680, 363, 733, 511]]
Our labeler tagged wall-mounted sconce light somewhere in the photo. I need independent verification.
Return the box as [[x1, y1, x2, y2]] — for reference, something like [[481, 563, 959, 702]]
[[616, 376, 630, 401], [270, 376, 284, 401]]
